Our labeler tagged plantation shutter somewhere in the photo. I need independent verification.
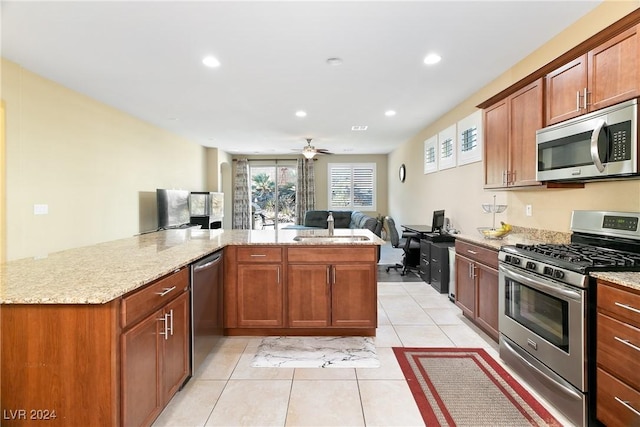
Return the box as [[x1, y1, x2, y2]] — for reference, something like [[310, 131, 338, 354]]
[[328, 163, 375, 210]]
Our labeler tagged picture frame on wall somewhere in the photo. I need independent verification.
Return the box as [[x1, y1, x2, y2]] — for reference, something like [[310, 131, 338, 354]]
[[457, 110, 483, 166], [438, 124, 456, 170], [423, 135, 438, 174]]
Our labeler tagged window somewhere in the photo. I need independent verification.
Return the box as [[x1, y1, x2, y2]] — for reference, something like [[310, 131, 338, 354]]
[[328, 163, 376, 210]]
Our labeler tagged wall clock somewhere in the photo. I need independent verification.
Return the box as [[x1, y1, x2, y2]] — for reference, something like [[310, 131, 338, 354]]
[[399, 164, 406, 182]]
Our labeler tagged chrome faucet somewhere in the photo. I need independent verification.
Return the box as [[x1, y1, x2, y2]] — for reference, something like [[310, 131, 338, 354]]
[[327, 211, 334, 235]]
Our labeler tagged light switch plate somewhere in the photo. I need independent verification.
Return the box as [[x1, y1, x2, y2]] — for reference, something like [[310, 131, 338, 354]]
[[34, 204, 49, 215], [525, 205, 532, 217]]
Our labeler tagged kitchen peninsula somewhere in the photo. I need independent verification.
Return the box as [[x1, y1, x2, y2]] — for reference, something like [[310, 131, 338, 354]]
[[0, 228, 383, 427]]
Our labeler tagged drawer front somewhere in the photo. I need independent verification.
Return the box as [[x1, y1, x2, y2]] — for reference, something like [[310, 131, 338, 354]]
[[597, 312, 640, 391], [236, 246, 282, 263], [597, 367, 640, 427], [598, 282, 640, 328], [287, 246, 377, 263], [121, 268, 189, 328], [455, 240, 498, 269]]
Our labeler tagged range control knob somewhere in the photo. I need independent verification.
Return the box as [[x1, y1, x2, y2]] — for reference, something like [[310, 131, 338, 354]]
[[526, 261, 537, 270], [543, 266, 554, 276], [554, 270, 565, 280], [511, 257, 521, 265]]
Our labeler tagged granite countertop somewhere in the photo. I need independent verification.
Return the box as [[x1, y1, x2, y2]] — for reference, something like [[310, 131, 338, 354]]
[[590, 271, 640, 292], [0, 228, 383, 305]]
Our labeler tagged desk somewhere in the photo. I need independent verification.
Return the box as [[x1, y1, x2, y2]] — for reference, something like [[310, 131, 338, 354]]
[[402, 225, 455, 293]]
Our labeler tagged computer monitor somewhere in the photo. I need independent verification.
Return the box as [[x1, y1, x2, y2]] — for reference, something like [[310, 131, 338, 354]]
[[431, 210, 445, 233]]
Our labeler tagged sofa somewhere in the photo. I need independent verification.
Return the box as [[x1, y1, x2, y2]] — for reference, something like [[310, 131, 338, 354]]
[[301, 210, 382, 236]]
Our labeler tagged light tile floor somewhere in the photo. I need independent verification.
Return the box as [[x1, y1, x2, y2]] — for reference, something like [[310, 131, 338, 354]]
[[153, 280, 573, 426]]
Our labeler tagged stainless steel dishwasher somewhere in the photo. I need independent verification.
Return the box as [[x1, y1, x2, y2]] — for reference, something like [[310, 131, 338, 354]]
[[190, 250, 224, 374]]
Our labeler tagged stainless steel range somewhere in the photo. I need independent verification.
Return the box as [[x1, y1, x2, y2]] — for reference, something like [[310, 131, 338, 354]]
[[498, 210, 640, 427]]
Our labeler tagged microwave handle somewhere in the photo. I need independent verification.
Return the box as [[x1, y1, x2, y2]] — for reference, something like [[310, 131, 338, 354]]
[[590, 119, 607, 173]]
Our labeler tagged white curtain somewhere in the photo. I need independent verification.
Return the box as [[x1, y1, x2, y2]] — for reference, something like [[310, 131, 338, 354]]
[[295, 158, 316, 225], [233, 159, 251, 229]]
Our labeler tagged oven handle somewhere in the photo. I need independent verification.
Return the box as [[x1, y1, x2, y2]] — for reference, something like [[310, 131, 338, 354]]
[[499, 264, 582, 301], [590, 119, 607, 173]]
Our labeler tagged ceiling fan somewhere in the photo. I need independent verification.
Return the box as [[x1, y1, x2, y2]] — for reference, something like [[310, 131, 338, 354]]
[[296, 138, 333, 159]]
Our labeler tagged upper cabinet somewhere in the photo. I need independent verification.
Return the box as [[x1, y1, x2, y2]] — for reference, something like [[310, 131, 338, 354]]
[[484, 79, 544, 188], [546, 25, 640, 126]]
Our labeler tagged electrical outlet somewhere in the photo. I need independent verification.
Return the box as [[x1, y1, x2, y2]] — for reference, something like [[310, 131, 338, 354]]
[[34, 204, 48, 215], [525, 204, 532, 217]]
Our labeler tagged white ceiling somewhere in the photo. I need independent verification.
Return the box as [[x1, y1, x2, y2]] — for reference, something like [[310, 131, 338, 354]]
[[1, 1, 602, 156]]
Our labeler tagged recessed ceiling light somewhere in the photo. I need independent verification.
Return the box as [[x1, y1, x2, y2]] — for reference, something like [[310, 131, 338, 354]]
[[202, 56, 221, 68], [351, 125, 368, 131], [295, 111, 307, 117], [326, 57, 343, 66], [423, 53, 442, 65], [385, 110, 396, 117]]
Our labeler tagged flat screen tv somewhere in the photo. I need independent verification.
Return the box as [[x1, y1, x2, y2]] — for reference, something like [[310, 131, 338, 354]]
[[431, 210, 445, 233], [157, 189, 191, 229]]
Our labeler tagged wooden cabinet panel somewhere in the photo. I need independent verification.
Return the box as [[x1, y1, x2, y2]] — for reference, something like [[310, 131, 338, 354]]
[[455, 255, 475, 318], [1, 303, 120, 427], [475, 263, 499, 340], [288, 264, 330, 327], [509, 79, 544, 187], [483, 79, 543, 188], [597, 312, 640, 391], [455, 241, 499, 269], [161, 291, 190, 403], [237, 264, 283, 327], [236, 246, 282, 262], [598, 281, 640, 326], [597, 367, 640, 427], [589, 25, 640, 111], [545, 55, 587, 125], [332, 264, 377, 328], [121, 309, 162, 427], [483, 99, 509, 188], [287, 246, 377, 263], [122, 268, 189, 328], [454, 240, 499, 342]]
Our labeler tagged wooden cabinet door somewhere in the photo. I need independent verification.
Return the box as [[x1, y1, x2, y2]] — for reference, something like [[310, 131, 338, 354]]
[[509, 79, 544, 187], [288, 264, 331, 327], [455, 255, 475, 318], [545, 55, 587, 125], [237, 264, 283, 327], [483, 99, 509, 188], [121, 310, 162, 427], [332, 264, 377, 327], [161, 291, 189, 404], [589, 25, 640, 112], [475, 263, 499, 340]]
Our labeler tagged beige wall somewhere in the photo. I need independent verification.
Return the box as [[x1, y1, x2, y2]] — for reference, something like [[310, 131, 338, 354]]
[[390, 1, 640, 235], [2, 59, 208, 260]]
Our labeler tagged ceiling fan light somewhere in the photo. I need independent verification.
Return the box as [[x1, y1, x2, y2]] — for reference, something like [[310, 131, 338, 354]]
[[302, 150, 316, 159]]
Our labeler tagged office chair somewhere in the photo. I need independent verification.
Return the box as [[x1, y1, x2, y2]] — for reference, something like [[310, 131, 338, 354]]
[[384, 216, 420, 276]]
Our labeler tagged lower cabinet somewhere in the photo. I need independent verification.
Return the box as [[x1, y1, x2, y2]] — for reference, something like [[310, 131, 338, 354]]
[[121, 273, 190, 427], [596, 279, 640, 427], [224, 245, 378, 335], [454, 240, 499, 341]]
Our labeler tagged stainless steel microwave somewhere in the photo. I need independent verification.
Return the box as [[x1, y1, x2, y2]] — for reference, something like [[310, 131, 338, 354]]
[[536, 98, 638, 182]]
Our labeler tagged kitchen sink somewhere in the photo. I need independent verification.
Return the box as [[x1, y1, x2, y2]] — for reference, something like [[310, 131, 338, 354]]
[[292, 235, 371, 243]]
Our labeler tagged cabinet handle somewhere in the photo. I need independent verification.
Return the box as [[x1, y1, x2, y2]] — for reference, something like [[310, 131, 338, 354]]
[[614, 301, 640, 315], [583, 87, 589, 109], [614, 336, 640, 353], [327, 266, 331, 284], [502, 170, 507, 185], [250, 254, 267, 257], [576, 90, 581, 111], [614, 397, 640, 417], [277, 267, 280, 284], [466, 250, 478, 255], [158, 313, 169, 340], [332, 266, 336, 285], [156, 286, 176, 297], [471, 264, 477, 279], [168, 309, 174, 337]]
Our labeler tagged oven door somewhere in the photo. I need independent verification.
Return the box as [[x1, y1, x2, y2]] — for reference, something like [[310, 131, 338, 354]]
[[498, 264, 587, 391]]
